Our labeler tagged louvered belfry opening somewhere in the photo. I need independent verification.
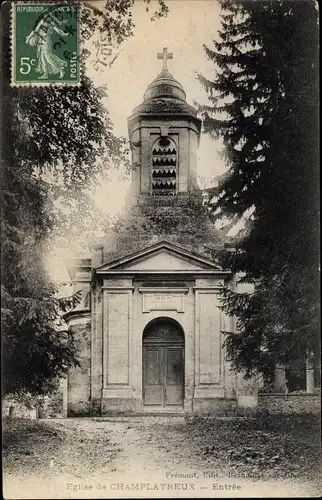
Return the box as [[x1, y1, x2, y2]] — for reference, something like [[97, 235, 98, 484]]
[[152, 137, 177, 196]]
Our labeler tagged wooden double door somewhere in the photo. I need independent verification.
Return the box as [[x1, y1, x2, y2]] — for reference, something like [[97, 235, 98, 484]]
[[143, 344, 184, 407]]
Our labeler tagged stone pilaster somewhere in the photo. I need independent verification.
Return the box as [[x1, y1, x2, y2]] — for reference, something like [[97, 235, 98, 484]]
[[62, 376, 68, 418], [274, 364, 286, 392], [237, 371, 261, 408], [306, 356, 315, 393]]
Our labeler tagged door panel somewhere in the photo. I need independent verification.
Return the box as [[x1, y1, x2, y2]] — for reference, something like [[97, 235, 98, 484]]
[[165, 347, 184, 405], [165, 348, 183, 385], [143, 348, 163, 405], [143, 345, 184, 407], [145, 348, 161, 385], [165, 385, 183, 405]]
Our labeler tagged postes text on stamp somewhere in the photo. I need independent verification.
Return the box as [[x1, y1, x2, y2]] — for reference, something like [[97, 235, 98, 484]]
[[12, 2, 80, 85]]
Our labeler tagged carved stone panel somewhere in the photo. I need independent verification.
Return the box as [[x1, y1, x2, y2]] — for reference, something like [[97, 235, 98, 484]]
[[103, 291, 131, 385], [196, 291, 222, 385], [139, 288, 189, 313]]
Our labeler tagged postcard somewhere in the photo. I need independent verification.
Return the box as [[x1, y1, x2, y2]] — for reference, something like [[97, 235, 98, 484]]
[[2, 0, 320, 498]]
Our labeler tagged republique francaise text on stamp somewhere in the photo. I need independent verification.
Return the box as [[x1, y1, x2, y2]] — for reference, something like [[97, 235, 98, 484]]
[[11, 2, 80, 86]]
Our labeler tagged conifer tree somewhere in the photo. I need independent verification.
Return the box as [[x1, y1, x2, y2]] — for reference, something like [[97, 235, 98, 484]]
[[198, 0, 319, 378]]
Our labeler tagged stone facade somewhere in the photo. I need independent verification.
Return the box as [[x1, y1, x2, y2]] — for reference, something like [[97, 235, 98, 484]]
[[63, 53, 263, 416], [65, 242, 247, 415]]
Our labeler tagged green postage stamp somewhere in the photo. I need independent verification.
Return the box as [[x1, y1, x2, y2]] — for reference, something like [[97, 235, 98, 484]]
[[11, 2, 80, 85]]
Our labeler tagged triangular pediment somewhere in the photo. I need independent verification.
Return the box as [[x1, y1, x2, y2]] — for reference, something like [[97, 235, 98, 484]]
[[96, 241, 226, 274], [120, 250, 208, 271]]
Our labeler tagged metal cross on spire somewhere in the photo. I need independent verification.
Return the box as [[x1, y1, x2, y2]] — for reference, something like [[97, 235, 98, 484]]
[[157, 47, 173, 71]]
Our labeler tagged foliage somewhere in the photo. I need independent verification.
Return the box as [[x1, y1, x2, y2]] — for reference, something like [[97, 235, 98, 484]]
[[185, 413, 321, 481], [1, 0, 168, 396], [1, 128, 83, 395], [198, 0, 319, 377], [103, 195, 224, 260], [3, 390, 63, 418], [38, 391, 64, 418], [81, 0, 168, 44], [1, 9, 115, 395]]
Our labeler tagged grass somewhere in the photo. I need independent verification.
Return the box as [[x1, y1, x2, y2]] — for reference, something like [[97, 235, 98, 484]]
[[3, 417, 68, 477], [3, 412, 321, 491], [184, 412, 321, 483], [3, 416, 120, 480]]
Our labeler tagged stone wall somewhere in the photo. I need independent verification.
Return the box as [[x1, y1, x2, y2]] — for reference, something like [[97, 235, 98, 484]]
[[258, 393, 321, 414], [192, 398, 237, 414], [2, 399, 38, 419]]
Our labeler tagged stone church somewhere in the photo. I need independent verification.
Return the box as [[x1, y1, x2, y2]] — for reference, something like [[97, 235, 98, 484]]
[[64, 49, 259, 416]]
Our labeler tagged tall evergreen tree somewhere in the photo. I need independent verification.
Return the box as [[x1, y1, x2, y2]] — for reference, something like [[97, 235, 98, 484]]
[[198, 0, 319, 378]]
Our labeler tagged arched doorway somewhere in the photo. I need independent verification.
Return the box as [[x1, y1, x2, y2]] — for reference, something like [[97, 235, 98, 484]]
[[143, 317, 184, 407]]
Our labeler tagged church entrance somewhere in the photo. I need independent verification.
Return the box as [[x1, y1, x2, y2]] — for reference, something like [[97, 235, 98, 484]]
[[143, 318, 184, 407]]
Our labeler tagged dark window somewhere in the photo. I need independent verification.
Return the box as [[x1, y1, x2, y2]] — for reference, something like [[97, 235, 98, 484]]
[[152, 137, 177, 196]]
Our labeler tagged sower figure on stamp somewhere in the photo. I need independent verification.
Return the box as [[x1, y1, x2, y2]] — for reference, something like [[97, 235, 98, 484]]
[[26, 16, 69, 80]]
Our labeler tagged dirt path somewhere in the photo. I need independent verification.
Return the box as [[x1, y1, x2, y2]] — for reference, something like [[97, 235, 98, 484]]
[[3, 416, 319, 499]]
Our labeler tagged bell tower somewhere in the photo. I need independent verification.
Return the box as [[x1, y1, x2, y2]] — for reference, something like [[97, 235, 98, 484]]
[[127, 48, 202, 207]]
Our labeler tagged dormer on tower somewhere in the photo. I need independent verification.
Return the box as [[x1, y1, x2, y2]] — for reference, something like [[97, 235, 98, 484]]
[[127, 48, 202, 206]]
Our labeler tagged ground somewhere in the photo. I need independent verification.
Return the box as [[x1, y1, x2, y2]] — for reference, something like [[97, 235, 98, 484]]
[[3, 414, 321, 499]]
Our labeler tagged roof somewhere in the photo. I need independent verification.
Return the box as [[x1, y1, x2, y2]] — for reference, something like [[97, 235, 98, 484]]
[[95, 239, 230, 276], [144, 69, 186, 102], [128, 69, 201, 125], [131, 97, 199, 118]]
